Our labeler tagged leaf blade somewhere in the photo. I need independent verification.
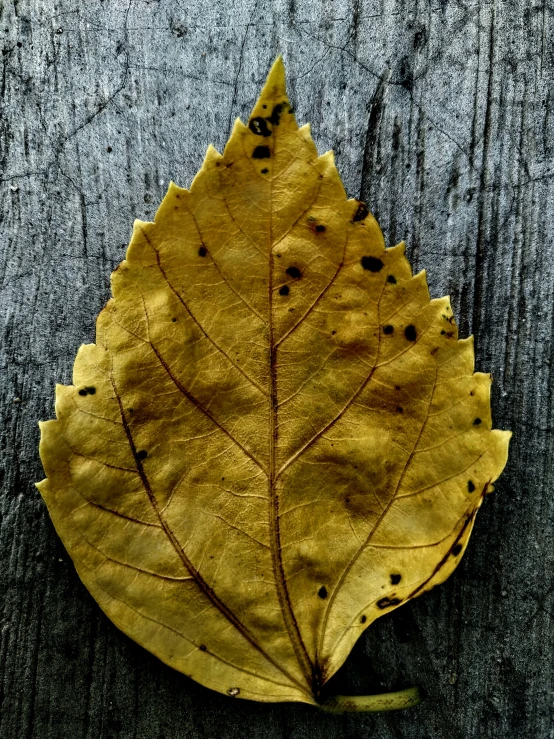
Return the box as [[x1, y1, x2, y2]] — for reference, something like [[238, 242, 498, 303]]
[[37, 57, 511, 704]]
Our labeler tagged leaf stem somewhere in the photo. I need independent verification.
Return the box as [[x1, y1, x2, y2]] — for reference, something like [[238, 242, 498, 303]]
[[318, 686, 424, 713]]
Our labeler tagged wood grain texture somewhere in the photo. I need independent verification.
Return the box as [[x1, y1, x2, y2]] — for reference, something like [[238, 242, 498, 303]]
[[1, 1, 552, 737]]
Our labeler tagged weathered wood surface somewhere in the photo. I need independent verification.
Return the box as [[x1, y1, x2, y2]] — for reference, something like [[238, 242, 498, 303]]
[[1, 1, 553, 737]]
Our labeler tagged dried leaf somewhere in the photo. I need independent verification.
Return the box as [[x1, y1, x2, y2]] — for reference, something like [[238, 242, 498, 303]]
[[37, 58, 511, 709]]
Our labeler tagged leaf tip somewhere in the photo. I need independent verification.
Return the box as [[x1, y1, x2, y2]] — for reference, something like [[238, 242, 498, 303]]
[[249, 56, 290, 120]]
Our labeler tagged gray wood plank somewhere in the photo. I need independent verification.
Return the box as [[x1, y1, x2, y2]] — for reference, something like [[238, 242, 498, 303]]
[[1, 1, 553, 737]]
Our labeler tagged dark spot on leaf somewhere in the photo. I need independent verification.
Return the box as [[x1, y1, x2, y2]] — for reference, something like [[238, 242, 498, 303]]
[[390, 574, 402, 585], [198, 246, 207, 257], [452, 544, 463, 556], [199, 644, 207, 651], [315, 224, 326, 233], [473, 417, 482, 425], [172, 317, 177, 322], [261, 168, 268, 174], [387, 275, 397, 284], [137, 450, 148, 460], [352, 202, 369, 222], [318, 586, 328, 599], [252, 145, 270, 159], [262, 104, 267, 109], [397, 407, 403, 413], [361, 256, 384, 272], [360, 615, 367, 623], [377, 597, 402, 609], [468, 480, 475, 493], [128, 408, 134, 413], [78, 386, 96, 396], [383, 324, 394, 335], [268, 102, 285, 125], [404, 325, 417, 341], [331, 330, 336, 335], [470, 390, 475, 396], [279, 285, 289, 296], [286, 266, 302, 279], [249, 117, 271, 136]]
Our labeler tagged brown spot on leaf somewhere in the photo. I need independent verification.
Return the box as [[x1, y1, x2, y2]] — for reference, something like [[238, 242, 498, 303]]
[[404, 325, 417, 341], [377, 597, 402, 609], [268, 102, 285, 125], [352, 201, 369, 222], [252, 145, 270, 159], [361, 256, 384, 272]]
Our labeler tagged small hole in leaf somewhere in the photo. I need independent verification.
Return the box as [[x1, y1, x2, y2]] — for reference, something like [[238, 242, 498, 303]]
[[318, 586, 328, 599], [198, 246, 207, 257], [468, 480, 475, 492], [404, 325, 417, 341], [249, 117, 271, 136], [473, 418, 482, 426]]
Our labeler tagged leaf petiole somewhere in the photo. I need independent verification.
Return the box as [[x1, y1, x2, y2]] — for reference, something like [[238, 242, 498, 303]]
[[318, 686, 424, 713]]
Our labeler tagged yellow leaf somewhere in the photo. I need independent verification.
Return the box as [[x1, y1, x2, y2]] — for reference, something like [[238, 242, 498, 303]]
[[37, 57, 511, 710]]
